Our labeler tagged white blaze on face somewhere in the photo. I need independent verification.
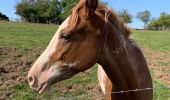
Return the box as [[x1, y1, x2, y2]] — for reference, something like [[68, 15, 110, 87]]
[[28, 17, 80, 94], [29, 17, 70, 75]]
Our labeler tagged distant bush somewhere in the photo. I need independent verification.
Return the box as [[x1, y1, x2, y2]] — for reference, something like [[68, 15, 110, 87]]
[[0, 12, 9, 21]]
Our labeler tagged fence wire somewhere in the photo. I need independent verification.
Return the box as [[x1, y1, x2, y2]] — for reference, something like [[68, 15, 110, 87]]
[[50, 87, 153, 100]]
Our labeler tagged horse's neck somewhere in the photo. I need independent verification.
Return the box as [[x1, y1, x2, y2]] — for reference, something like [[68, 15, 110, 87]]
[[98, 13, 152, 100], [99, 41, 140, 91]]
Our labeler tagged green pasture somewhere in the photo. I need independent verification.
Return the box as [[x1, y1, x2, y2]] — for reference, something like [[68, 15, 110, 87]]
[[0, 21, 170, 100], [0, 21, 57, 48], [134, 30, 170, 54]]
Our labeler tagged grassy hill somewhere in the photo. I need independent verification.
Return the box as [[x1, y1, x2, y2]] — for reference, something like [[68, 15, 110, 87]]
[[0, 21, 57, 48], [0, 21, 170, 100]]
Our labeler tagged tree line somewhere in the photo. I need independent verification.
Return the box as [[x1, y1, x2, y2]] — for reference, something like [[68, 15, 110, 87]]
[[114, 9, 170, 31], [148, 12, 170, 30], [14, 0, 153, 29], [15, 0, 78, 24], [13, 0, 170, 30]]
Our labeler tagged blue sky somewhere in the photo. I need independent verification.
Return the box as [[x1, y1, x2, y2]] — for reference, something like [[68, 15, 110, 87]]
[[0, 0, 20, 20], [0, 0, 170, 28]]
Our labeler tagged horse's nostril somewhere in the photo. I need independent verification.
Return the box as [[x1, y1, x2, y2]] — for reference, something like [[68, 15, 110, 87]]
[[27, 75, 39, 89], [28, 75, 34, 84]]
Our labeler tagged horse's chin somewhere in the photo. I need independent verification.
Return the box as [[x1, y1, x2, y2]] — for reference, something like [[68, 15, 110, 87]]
[[38, 82, 51, 94], [36, 66, 79, 94]]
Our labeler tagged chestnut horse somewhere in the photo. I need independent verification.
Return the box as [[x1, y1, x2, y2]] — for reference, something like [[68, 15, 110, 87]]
[[28, 0, 153, 99]]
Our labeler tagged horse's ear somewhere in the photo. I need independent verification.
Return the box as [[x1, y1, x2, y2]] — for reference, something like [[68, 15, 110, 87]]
[[85, 0, 98, 16]]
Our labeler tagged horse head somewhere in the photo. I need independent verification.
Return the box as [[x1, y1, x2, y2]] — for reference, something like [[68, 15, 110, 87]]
[[27, 0, 104, 93]]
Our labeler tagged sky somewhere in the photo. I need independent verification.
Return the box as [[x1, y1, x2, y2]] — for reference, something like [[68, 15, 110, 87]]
[[0, 0, 170, 28]]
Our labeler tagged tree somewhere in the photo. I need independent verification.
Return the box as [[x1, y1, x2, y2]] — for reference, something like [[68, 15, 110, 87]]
[[147, 19, 160, 30], [160, 12, 166, 18], [59, 0, 78, 23], [47, 0, 62, 24], [0, 12, 9, 21], [33, 0, 50, 23], [137, 10, 151, 29], [15, 1, 35, 22], [118, 9, 133, 24]]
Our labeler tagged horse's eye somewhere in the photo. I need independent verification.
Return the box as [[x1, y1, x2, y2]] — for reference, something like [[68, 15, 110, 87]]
[[60, 34, 71, 41]]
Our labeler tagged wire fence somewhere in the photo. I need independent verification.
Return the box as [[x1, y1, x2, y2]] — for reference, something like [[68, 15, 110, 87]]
[[48, 87, 153, 100], [104, 87, 153, 95]]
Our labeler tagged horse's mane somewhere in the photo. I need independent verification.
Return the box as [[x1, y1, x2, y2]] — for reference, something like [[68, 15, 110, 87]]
[[69, 2, 132, 38], [96, 4, 132, 38]]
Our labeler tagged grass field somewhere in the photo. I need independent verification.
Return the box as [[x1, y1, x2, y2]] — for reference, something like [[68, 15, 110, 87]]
[[0, 21, 170, 100]]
